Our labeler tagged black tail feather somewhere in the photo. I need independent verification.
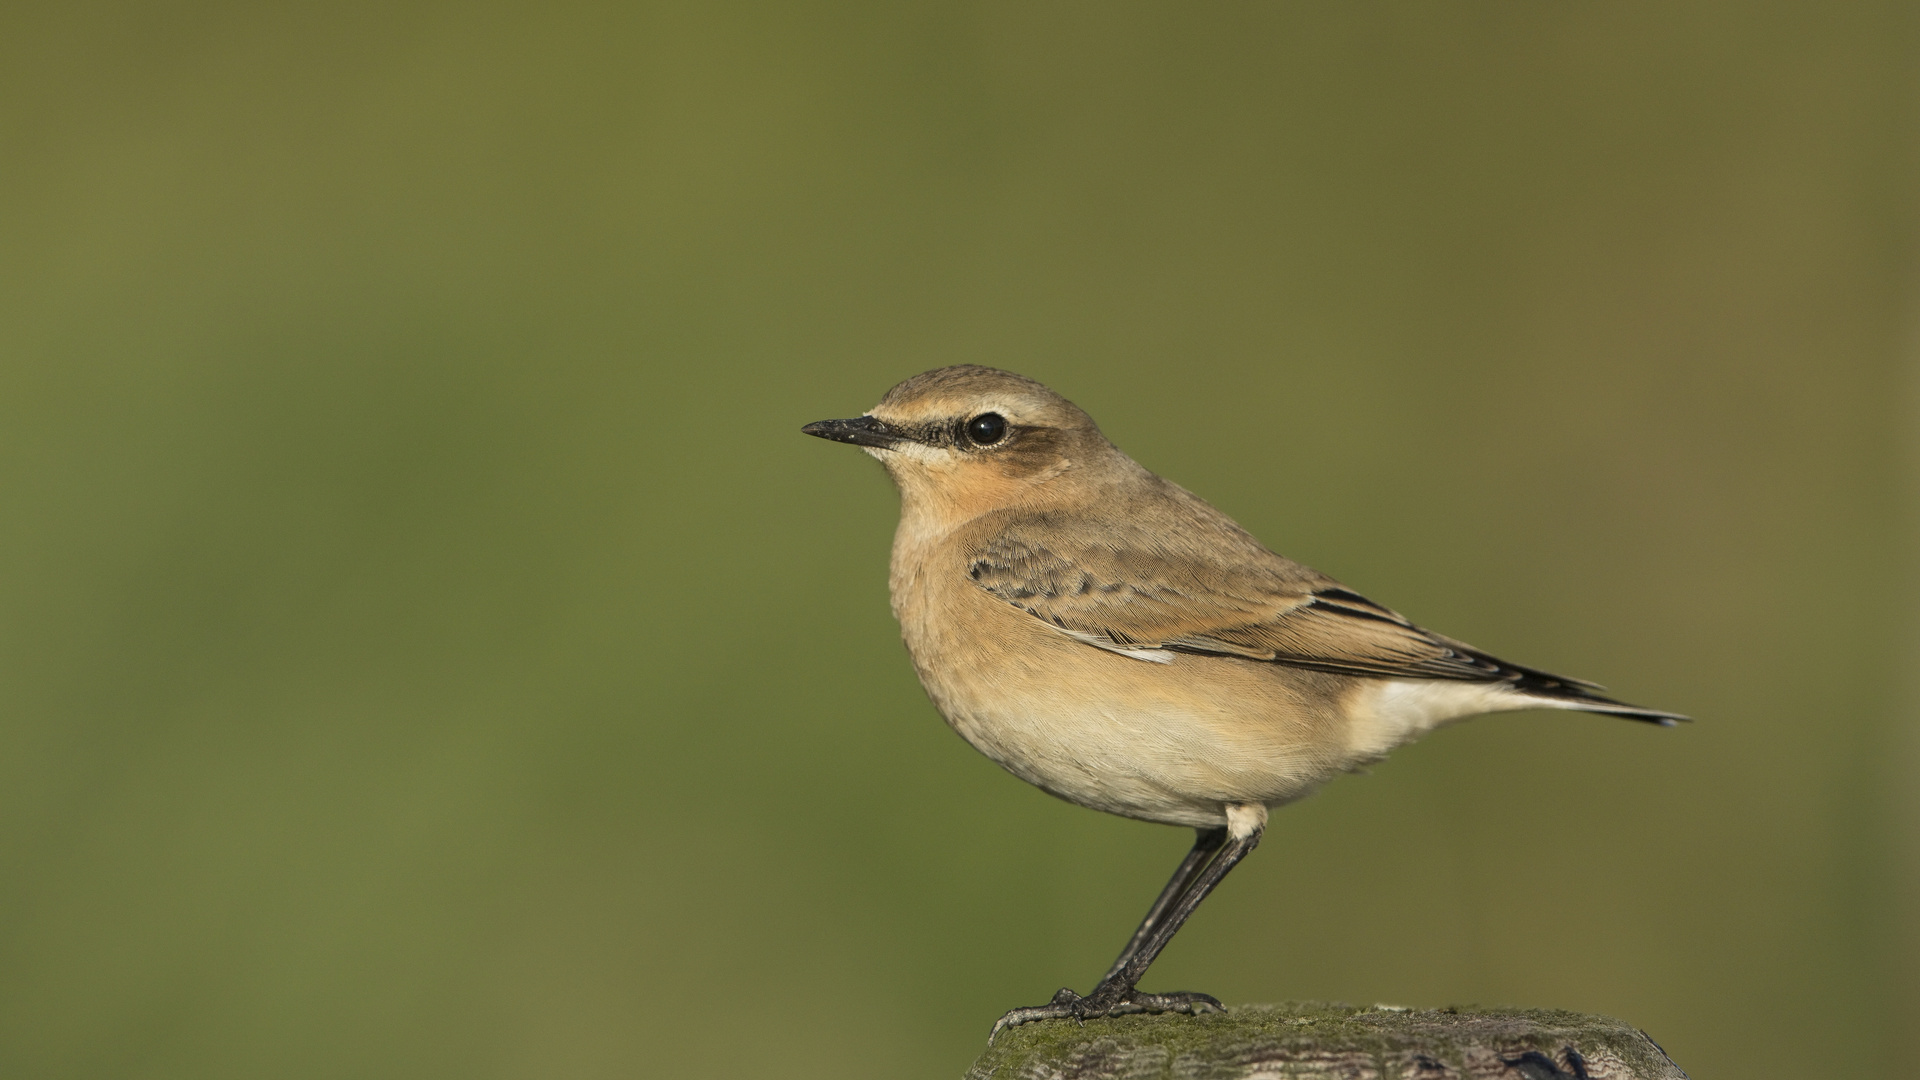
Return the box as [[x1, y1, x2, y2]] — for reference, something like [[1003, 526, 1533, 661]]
[[1464, 647, 1691, 726]]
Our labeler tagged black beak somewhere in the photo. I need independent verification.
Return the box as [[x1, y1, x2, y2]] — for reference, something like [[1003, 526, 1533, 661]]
[[801, 415, 902, 450]]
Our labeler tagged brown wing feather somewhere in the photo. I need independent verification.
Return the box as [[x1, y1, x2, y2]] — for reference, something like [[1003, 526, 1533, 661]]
[[964, 516, 1506, 682], [960, 499, 1605, 684], [959, 494, 1683, 723]]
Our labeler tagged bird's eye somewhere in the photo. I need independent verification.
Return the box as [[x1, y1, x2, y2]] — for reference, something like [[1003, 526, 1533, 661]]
[[964, 412, 1008, 446]]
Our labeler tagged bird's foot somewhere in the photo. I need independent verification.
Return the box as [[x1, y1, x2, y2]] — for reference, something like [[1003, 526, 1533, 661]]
[[988, 985, 1223, 1042]]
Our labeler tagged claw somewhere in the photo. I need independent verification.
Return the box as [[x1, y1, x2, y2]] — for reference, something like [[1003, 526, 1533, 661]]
[[987, 988, 1225, 1042]]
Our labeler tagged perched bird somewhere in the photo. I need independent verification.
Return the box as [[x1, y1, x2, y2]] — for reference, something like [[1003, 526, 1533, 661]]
[[802, 365, 1685, 1039]]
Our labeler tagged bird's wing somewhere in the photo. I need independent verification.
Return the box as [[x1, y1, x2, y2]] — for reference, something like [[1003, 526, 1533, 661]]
[[964, 512, 1600, 688]]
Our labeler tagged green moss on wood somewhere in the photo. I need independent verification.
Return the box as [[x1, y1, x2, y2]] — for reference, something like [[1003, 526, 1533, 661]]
[[965, 1002, 1687, 1080]]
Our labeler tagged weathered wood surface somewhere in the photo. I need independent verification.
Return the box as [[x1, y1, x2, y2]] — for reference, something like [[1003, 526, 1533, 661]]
[[966, 1002, 1687, 1080]]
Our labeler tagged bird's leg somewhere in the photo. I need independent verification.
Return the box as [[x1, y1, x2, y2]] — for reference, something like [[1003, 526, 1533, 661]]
[[989, 815, 1263, 1041], [1097, 826, 1228, 986], [1079, 821, 1261, 1011]]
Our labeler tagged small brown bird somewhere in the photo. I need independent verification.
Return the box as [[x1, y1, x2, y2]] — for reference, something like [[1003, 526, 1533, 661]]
[[803, 365, 1684, 1039]]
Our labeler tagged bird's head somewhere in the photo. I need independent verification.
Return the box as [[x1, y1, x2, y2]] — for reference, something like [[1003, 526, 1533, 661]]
[[803, 365, 1120, 521]]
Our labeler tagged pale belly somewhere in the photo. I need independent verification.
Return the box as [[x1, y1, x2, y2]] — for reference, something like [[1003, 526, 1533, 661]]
[[902, 610, 1359, 828]]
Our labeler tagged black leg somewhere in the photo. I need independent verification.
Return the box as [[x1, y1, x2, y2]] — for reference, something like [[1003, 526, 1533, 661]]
[[1098, 827, 1227, 985], [1084, 825, 1260, 1007], [989, 822, 1263, 1041]]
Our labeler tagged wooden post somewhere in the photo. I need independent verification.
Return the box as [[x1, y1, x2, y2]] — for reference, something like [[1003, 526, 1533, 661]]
[[966, 1002, 1687, 1079]]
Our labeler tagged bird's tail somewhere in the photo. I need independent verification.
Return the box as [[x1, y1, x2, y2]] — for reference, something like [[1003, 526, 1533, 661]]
[[1506, 669, 1690, 727], [1444, 638, 1692, 727]]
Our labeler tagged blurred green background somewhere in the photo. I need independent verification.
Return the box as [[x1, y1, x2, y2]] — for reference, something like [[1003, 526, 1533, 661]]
[[2, 3, 1914, 1077]]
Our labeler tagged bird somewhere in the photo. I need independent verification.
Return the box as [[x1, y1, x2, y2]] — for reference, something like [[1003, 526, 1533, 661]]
[[801, 365, 1685, 1040]]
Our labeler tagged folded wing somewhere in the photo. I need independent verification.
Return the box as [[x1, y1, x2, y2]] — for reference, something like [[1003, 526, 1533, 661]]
[[964, 504, 1684, 723]]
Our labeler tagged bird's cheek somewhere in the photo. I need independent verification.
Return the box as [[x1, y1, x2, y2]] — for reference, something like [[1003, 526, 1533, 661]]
[[943, 468, 1036, 517]]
